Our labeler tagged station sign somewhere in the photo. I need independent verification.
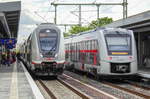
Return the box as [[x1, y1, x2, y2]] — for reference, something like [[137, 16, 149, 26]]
[[0, 38, 17, 49]]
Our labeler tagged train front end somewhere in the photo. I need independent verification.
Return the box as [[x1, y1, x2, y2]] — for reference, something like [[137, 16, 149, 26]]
[[32, 25, 65, 76], [99, 28, 137, 78]]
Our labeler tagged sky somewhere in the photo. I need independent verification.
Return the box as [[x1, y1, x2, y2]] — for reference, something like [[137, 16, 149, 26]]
[[0, 0, 150, 43]]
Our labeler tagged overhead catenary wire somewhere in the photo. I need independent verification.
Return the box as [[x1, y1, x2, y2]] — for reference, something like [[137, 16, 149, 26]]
[[51, 0, 128, 26]]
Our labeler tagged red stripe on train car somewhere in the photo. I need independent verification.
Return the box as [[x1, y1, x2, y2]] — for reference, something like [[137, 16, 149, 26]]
[[79, 50, 98, 53], [65, 50, 98, 53], [32, 61, 40, 64], [93, 53, 97, 65], [44, 58, 54, 60]]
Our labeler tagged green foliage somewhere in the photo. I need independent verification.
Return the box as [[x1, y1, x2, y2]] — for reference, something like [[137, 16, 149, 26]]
[[64, 33, 70, 37], [65, 17, 113, 37], [68, 25, 91, 34], [89, 17, 113, 29]]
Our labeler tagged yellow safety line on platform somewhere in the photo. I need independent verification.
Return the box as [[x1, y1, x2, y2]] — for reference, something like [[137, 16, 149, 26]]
[[9, 62, 18, 99]]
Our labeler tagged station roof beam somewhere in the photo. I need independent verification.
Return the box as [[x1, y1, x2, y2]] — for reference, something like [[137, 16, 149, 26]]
[[0, 1, 21, 38], [105, 10, 150, 33]]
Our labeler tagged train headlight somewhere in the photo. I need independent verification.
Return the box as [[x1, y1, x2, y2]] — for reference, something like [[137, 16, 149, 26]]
[[129, 56, 132, 60], [55, 54, 58, 57], [108, 56, 112, 60], [40, 54, 43, 57]]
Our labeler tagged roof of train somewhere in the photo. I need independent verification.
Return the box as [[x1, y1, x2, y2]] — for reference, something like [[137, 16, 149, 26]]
[[65, 27, 130, 39]]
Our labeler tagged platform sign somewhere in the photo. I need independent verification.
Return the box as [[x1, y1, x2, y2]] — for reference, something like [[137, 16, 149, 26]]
[[0, 38, 17, 49]]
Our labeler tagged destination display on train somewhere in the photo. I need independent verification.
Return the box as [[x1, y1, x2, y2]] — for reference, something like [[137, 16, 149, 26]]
[[39, 33, 57, 37], [39, 29, 57, 37]]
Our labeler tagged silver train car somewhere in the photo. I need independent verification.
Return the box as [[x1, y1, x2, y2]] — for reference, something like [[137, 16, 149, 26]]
[[21, 23, 65, 76], [65, 27, 137, 78]]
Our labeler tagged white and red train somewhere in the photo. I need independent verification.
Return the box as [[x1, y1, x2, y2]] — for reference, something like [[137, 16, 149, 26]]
[[65, 27, 137, 78], [19, 23, 65, 76]]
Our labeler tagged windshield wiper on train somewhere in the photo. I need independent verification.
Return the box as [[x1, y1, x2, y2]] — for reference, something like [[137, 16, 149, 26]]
[[46, 43, 57, 54]]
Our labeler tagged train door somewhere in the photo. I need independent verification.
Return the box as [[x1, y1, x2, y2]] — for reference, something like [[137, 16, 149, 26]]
[[27, 35, 32, 65], [79, 41, 85, 70]]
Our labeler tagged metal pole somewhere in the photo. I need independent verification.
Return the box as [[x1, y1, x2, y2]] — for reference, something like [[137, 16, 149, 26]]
[[123, 0, 127, 19], [97, 5, 100, 19], [11, 32, 13, 38], [125, 0, 128, 18], [138, 32, 142, 67], [54, 5, 57, 24], [51, 1, 127, 23], [64, 25, 67, 33], [79, 5, 81, 26]]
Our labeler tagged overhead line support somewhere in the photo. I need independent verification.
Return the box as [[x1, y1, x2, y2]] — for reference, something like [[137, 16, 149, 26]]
[[51, 0, 128, 26]]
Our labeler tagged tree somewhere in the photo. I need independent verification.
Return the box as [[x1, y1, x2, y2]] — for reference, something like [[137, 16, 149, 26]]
[[68, 25, 91, 34], [65, 17, 113, 37], [64, 33, 70, 37], [89, 17, 113, 29]]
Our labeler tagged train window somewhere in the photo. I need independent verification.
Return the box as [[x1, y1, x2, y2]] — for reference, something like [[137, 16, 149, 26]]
[[74, 43, 77, 62], [76, 42, 78, 62], [84, 41, 87, 63], [65, 39, 100, 65], [105, 33, 132, 55], [67, 44, 70, 59], [74, 43, 76, 61], [39, 29, 58, 52], [85, 41, 87, 50], [71, 43, 74, 61], [79, 42, 81, 62], [65, 44, 69, 59], [87, 41, 89, 50], [91, 40, 93, 50], [93, 40, 96, 49], [40, 38, 57, 51], [90, 40, 92, 50], [73, 43, 76, 61], [76, 43, 78, 61], [92, 40, 95, 50]]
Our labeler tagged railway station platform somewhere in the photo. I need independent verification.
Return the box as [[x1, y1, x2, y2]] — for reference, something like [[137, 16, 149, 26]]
[[138, 68, 150, 79], [0, 60, 44, 99]]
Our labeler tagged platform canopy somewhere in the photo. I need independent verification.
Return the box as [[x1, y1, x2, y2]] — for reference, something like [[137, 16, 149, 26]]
[[105, 10, 150, 33], [0, 1, 21, 38]]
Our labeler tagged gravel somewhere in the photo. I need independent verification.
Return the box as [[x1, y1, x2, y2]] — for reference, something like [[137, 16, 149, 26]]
[[64, 70, 143, 99]]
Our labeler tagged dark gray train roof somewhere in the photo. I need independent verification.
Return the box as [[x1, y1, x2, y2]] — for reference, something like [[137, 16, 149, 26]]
[[105, 10, 150, 33], [0, 1, 21, 38]]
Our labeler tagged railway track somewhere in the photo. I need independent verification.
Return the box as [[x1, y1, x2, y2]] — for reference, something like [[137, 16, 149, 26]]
[[36, 79, 83, 99], [103, 81, 150, 99], [124, 80, 150, 90], [36, 75, 118, 99], [59, 74, 117, 99], [35, 70, 150, 99], [64, 71, 150, 99], [38, 80, 57, 99]]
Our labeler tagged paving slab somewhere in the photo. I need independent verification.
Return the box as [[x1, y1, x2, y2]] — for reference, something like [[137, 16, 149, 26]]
[[0, 60, 44, 99]]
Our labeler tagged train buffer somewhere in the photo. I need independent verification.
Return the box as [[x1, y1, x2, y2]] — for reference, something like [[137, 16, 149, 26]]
[[0, 59, 44, 99]]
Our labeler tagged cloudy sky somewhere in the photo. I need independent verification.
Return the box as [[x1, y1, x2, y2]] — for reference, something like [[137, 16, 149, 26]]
[[1, 0, 149, 43]]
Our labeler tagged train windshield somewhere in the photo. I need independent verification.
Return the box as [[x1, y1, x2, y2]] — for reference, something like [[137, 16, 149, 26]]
[[39, 29, 58, 52], [105, 31, 131, 55]]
